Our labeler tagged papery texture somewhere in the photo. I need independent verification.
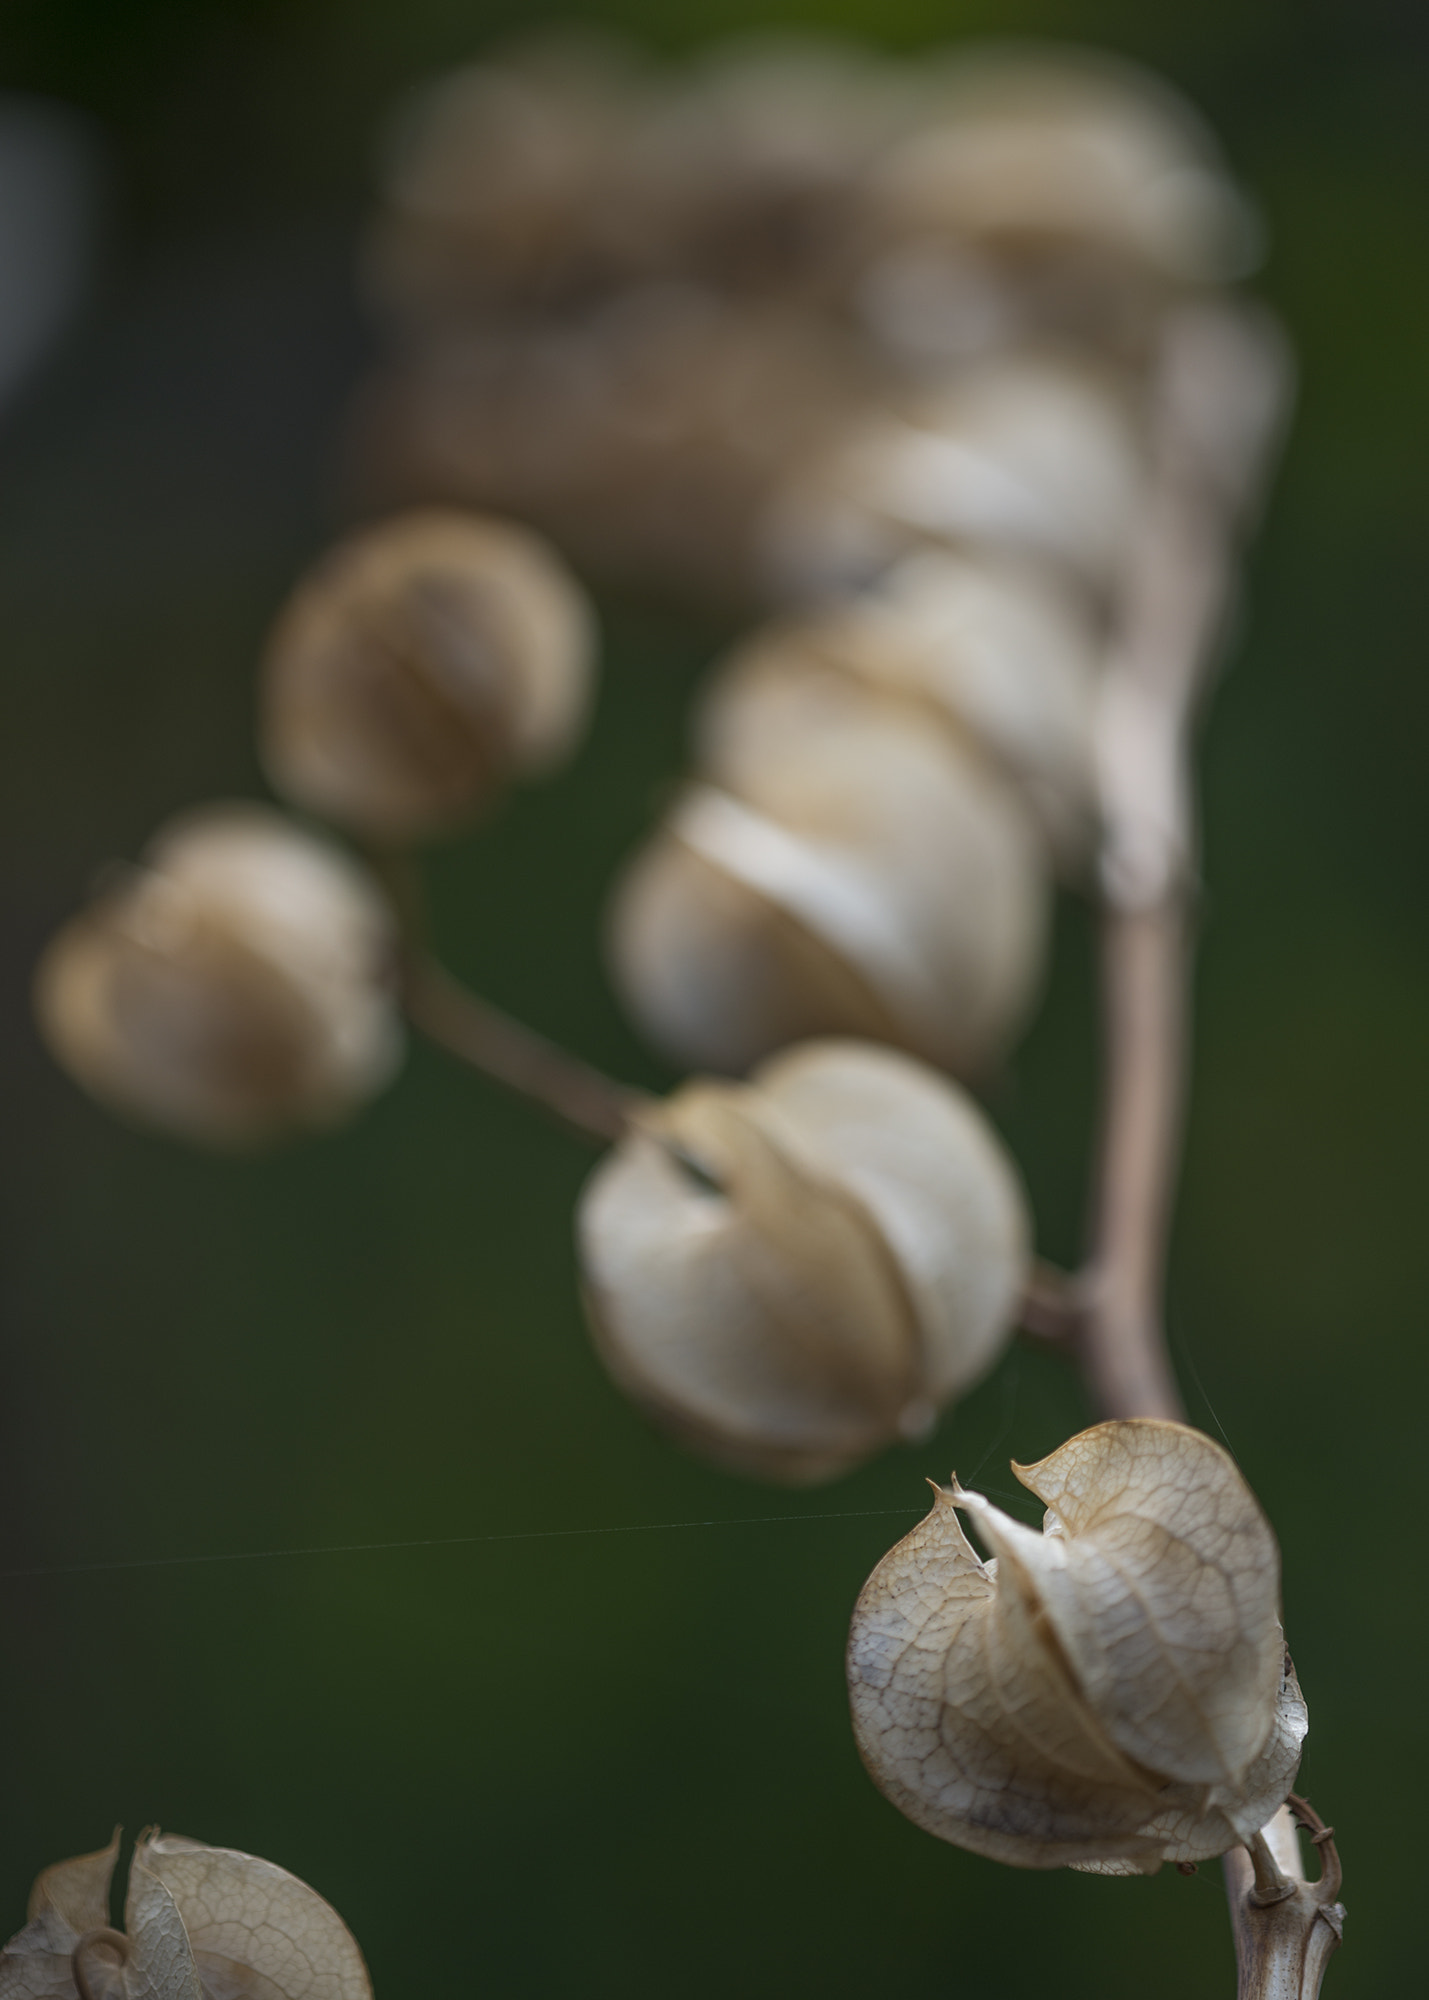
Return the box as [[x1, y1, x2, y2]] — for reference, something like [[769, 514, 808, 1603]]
[[34, 805, 402, 1146], [848, 1421, 1303, 1869], [260, 509, 594, 840], [578, 1041, 1027, 1481]]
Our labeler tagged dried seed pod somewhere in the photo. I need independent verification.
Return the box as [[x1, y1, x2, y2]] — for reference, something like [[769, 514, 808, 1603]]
[[578, 1039, 1029, 1482], [0, 1828, 371, 2000], [365, 36, 655, 320], [849, 1420, 1307, 1871], [608, 649, 1046, 1076], [856, 50, 1256, 369], [762, 350, 1146, 601], [360, 292, 871, 606], [712, 551, 1099, 864], [34, 803, 403, 1147], [259, 510, 595, 841]]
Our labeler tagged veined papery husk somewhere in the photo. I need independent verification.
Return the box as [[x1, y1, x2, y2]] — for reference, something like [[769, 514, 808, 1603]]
[[761, 349, 1147, 602], [260, 509, 595, 842], [0, 1828, 371, 2000], [579, 1039, 1029, 1483], [710, 549, 1099, 864], [609, 653, 1047, 1077], [34, 804, 403, 1147], [849, 1419, 1307, 1871]]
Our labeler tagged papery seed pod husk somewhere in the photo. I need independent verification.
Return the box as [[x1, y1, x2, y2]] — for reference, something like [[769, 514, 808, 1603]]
[[578, 1039, 1030, 1482], [854, 49, 1257, 371], [608, 651, 1047, 1077], [259, 509, 595, 841], [0, 1830, 372, 2000], [762, 349, 1146, 602], [622, 36, 920, 302], [712, 550, 1099, 864], [357, 292, 873, 607], [848, 1420, 1306, 1870], [34, 803, 403, 1147], [365, 34, 656, 320]]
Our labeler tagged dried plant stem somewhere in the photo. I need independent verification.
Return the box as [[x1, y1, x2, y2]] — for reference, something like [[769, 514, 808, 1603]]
[[403, 954, 643, 1144], [1076, 306, 1338, 1996]]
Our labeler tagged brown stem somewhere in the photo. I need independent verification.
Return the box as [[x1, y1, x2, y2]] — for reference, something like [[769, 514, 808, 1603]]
[[365, 843, 645, 1145], [1223, 1801, 1345, 2000], [1081, 303, 1290, 1426], [402, 955, 645, 1145], [1077, 306, 1331, 1996]]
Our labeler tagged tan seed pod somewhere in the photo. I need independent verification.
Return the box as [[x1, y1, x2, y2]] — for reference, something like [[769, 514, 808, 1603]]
[[848, 1420, 1307, 1871], [762, 350, 1146, 601], [608, 652, 1046, 1077], [711, 550, 1099, 864], [0, 1828, 372, 2000], [872, 48, 1256, 288], [578, 1039, 1030, 1482], [34, 803, 403, 1147], [259, 509, 595, 841]]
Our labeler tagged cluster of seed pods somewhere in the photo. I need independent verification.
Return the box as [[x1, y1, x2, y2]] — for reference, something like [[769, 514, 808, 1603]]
[[26, 32, 1308, 1914]]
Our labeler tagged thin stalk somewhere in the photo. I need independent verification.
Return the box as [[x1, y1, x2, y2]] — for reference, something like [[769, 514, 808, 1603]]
[[1080, 305, 1337, 1996], [366, 845, 645, 1145], [403, 953, 643, 1145]]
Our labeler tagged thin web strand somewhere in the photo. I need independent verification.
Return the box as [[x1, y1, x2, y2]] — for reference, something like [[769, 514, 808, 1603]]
[[1, 1506, 926, 1584]]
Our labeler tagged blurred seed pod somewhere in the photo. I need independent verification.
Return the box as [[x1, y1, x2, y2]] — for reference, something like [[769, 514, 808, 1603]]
[[365, 33, 656, 321], [624, 36, 920, 300], [578, 1038, 1030, 1482], [0, 1826, 371, 1999], [849, 1421, 1307, 1871], [34, 804, 403, 1147], [608, 643, 1047, 1077], [855, 48, 1257, 370], [762, 348, 1147, 601], [358, 291, 871, 606], [259, 509, 595, 841], [715, 550, 1099, 864]]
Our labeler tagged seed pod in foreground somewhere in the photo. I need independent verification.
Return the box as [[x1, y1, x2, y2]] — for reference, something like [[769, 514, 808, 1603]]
[[0, 1826, 371, 2000], [35, 804, 403, 1147], [260, 509, 595, 841], [849, 1420, 1307, 1871], [578, 1039, 1030, 1483], [608, 652, 1047, 1077]]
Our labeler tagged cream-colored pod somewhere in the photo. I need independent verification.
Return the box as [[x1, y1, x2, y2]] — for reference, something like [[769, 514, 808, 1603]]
[[848, 1420, 1307, 1871], [259, 510, 595, 841], [716, 551, 1099, 863], [608, 650, 1047, 1077], [762, 349, 1146, 601], [0, 1828, 372, 2000], [34, 803, 403, 1147], [577, 1038, 1029, 1484]]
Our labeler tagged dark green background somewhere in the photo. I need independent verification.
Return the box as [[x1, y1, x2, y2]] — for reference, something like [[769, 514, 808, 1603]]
[[2, 3, 1425, 1994]]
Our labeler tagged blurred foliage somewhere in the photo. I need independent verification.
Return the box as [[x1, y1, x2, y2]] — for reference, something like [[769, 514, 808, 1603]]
[[1, 2, 1427, 1998]]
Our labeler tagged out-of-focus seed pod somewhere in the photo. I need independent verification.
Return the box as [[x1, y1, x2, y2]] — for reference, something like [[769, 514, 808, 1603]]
[[359, 293, 871, 606], [578, 1038, 1029, 1482], [608, 646, 1046, 1077], [849, 1421, 1307, 1872], [0, 1828, 372, 2000], [259, 509, 595, 841], [713, 551, 1099, 864], [762, 350, 1146, 601], [366, 37, 654, 320], [34, 804, 403, 1147], [856, 50, 1257, 369]]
